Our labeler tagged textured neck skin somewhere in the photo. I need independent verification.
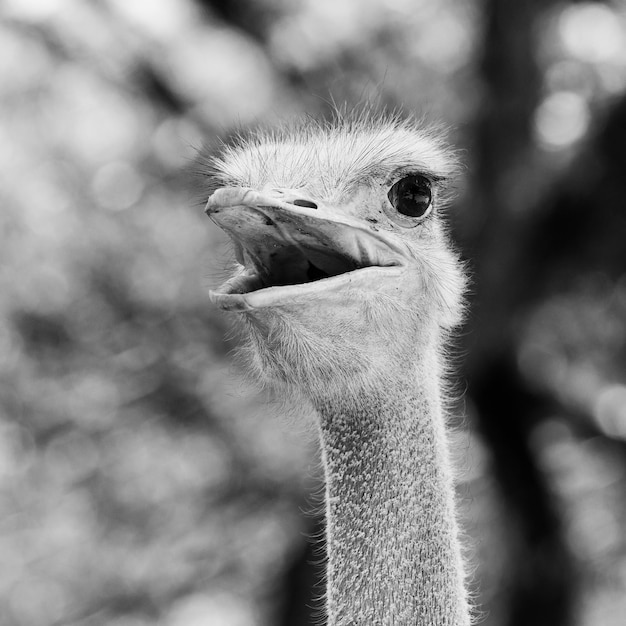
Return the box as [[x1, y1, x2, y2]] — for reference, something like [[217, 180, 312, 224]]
[[314, 350, 469, 626]]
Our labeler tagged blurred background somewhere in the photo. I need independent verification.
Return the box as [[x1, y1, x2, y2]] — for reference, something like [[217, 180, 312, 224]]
[[1, 0, 626, 624]]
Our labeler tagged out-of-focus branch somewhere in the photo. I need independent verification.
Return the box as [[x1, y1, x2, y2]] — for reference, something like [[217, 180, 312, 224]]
[[192, 0, 278, 43], [465, 0, 580, 624]]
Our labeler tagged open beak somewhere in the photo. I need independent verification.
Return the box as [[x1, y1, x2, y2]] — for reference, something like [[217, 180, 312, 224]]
[[205, 187, 407, 311]]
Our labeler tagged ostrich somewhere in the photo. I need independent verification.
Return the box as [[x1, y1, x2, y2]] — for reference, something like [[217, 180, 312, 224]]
[[204, 112, 471, 625]]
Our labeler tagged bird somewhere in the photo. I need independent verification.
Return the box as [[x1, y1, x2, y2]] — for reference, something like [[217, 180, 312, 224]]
[[203, 111, 471, 626]]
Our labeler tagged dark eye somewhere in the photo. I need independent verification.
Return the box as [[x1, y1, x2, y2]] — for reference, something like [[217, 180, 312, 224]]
[[387, 175, 432, 218]]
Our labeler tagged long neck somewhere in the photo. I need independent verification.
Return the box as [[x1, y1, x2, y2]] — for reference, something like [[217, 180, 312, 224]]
[[315, 352, 470, 626]]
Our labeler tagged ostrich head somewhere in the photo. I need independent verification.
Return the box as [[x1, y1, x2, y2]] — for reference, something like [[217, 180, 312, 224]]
[[205, 113, 465, 401]]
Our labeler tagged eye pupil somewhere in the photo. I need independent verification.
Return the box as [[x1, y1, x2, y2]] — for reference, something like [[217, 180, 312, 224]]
[[388, 175, 432, 218]]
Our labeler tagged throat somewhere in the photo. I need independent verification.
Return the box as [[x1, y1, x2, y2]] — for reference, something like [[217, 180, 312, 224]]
[[306, 260, 329, 281], [315, 373, 470, 626], [247, 244, 358, 290]]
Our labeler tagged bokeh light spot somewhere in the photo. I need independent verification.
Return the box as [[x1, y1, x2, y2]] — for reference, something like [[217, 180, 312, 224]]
[[152, 117, 202, 170], [92, 161, 144, 210], [594, 384, 626, 440], [3, 0, 65, 21], [167, 29, 275, 127], [534, 91, 590, 150], [559, 3, 626, 64], [108, 0, 198, 40], [166, 592, 256, 626]]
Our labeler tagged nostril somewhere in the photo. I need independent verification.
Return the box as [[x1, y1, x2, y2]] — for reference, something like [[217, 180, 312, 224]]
[[292, 199, 318, 209]]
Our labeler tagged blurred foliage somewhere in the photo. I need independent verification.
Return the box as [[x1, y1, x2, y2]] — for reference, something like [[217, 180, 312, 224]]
[[0, 0, 625, 625]]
